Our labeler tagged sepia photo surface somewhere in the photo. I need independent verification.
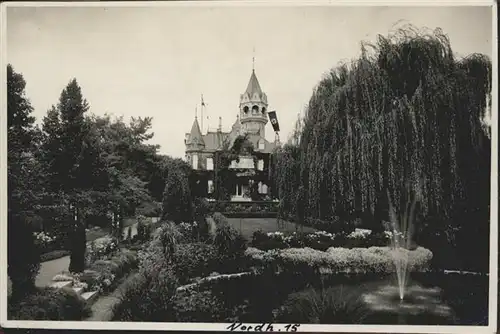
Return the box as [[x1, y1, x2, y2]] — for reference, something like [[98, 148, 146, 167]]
[[1, 1, 497, 333]]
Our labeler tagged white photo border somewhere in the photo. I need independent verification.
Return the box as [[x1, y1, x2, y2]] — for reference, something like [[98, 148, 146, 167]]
[[0, 1, 497, 332]]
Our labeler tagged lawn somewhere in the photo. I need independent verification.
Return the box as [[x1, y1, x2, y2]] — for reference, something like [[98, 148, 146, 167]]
[[226, 217, 316, 240]]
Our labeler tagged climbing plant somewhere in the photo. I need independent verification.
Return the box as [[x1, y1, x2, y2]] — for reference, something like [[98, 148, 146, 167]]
[[214, 134, 270, 201]]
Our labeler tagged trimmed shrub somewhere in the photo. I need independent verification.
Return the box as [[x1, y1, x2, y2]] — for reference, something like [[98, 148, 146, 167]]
[[173, 243, 219, 284], [245, 246, 433, 274], [82, 249, 138, 293], [8, 287, 91, 320], [273, 285, 369, 324]]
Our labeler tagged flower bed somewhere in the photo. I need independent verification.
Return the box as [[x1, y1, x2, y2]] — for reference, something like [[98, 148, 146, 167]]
[[85, 236, 119, 265], [86, 249, 138, 293], [208, 202, 279, 217], [245, 246, 433, 274], [251, 228, 393, 251]]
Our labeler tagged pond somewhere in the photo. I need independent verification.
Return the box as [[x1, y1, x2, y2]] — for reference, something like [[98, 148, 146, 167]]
[[188, 270, 489, 325]]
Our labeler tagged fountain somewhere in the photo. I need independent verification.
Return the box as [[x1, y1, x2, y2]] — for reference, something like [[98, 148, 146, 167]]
[[387, 187, 418, 301], [361, 184, 455, 324]]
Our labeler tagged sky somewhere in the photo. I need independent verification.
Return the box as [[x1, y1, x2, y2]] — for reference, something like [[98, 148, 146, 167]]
[[6, 4, 493, 158]]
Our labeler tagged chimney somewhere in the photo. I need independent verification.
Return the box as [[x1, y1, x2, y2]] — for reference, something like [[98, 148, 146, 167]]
[[218, 117, 222, 132]]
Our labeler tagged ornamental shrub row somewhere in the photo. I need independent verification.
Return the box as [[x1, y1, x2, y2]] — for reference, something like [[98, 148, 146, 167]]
[[251, 229, 401, 251], [208, 202, 279, 215], [82, 249, 139, 294], [245, 246, 433, 274]]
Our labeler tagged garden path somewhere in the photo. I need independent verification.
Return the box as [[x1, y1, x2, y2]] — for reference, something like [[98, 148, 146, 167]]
[[35, 255, 70, 287], [35, 236, 114, 288], [86, 272, 138, 321]]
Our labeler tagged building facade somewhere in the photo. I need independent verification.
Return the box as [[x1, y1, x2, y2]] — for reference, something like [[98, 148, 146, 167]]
[[184, 69, 280, 201]]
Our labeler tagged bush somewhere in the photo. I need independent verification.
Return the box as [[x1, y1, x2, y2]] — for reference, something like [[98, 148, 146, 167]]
[[173, 290, 225, 322], [173, 243, 219, 284], [33, 231, 58, 254], [136, 201, 162, 217], [245, 246, 433, 274], [8, 212, 40, 299], [83, 249, 138, 293], [8, 287, 91, 320], [111, 267, 179, 321], [273, 285, 369, 324]]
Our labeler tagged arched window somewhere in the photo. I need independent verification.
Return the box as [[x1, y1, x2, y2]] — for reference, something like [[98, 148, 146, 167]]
[[252, 105, 259, 114], [243, 106, 249, 114], [262, 107, 266, 114]]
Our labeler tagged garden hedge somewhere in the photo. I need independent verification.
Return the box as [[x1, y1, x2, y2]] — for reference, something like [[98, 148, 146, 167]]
[[245, 246, 433, 274]]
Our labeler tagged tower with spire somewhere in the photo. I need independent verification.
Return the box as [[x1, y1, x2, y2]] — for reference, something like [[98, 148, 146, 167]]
[[184, 60, 278, 200], [239, 69, 268, 138]]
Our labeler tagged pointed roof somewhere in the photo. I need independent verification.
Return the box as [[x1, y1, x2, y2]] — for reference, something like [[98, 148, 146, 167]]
[[187, 117, 205, 146], [245, 70, 263, 96]]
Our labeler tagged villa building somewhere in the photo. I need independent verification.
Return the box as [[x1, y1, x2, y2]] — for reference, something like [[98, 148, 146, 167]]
[[184, 68, 281, 201]]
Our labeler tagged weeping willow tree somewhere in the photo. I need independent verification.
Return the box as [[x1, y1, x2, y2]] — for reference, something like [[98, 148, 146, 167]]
[[274, 26, 492, 271]]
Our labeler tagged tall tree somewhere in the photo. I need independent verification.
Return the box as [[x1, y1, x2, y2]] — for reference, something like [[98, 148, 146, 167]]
[[49, 79, 91, 273], [273, 27, 492, 272], [7, 64, 40, 297]]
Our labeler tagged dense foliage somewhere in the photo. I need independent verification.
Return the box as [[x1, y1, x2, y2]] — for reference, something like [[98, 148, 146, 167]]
[[7, 63, 184, 280], [8, 287, 91, 321], [273, 27, 492, 272]]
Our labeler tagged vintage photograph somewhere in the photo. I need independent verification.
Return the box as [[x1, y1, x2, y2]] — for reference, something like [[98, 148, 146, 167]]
[[1, 2, 496, 332]]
